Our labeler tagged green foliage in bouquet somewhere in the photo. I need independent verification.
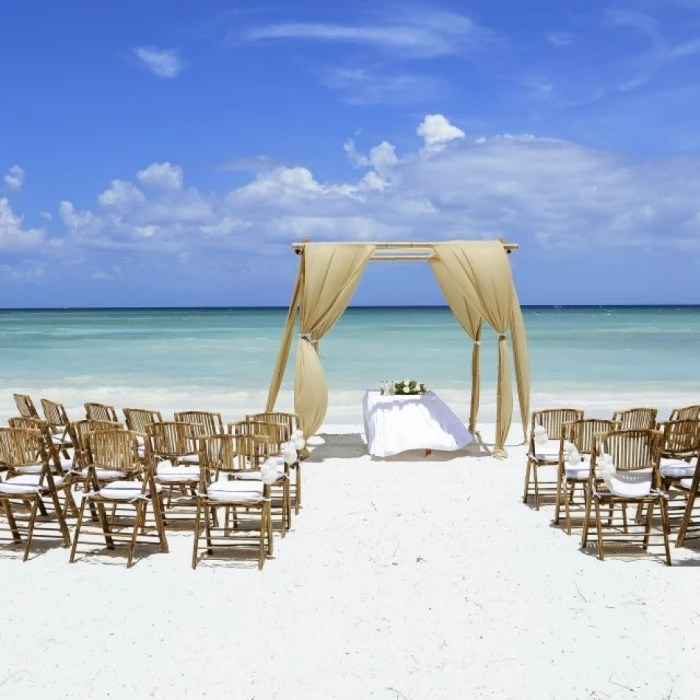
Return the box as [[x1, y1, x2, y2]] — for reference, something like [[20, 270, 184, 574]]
[[393, 380, 427, 395]]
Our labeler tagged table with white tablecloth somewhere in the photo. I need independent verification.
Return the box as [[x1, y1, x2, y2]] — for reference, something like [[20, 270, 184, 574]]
[[362, 390, 473, 458]]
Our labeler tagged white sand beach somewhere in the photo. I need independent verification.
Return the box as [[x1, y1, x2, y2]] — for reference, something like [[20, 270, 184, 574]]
[[1, 418, 698, 700]]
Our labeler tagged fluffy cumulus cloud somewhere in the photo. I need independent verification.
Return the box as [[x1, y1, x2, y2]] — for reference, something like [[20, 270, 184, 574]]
[[4, 165, 25, 192], [7, 116, 700, 285], [0, 197, 44, 250], [133, 47, 187, 78]]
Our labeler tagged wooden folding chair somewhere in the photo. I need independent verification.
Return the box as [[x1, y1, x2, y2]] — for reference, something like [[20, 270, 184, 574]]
[[70, 428, 168, 568], [232, 419, 292, 532], [175, 410, 225, 436], [524, 408, 584, 509], [13, 393, 39, 419], [668, 405, 700, 422], [192, 433, 272, 570], [676, 458, 700, 548], [0, 427, 72, 560], [581, 429, 670, 565], [247, 411, 303, 513], [554, 418, 619, 535], [85, 402, 119, 422], [612, 407, 658, 430], [40, 398, 73, 454]]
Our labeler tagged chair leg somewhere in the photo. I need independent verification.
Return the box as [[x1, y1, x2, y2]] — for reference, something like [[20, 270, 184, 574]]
[[96, 502, 115, 549], [70, 495, 89, 563], [47, 487, 71, 547], [192, 500, 202, 570], [660, 498, 672, 566], [594, 497, 605, 561], [295, 464, 302, 514], [564, 480, 573, 536], [622, 503, 629, 534], [533, 465, 540, 511], [643, 501, 654, 551], [127, 502, 143, 569], [151, 492, 169, 554], [205, 503, 213, 555], [522, 460, 531, 503], [581, 486, 592, 547], [23, 498, 40, 562], [676, 489, 696, 548], [554, 467, 563, 525], [3, 500, 23, 544]]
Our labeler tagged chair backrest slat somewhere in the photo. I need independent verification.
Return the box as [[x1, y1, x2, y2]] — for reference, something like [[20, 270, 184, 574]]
[[612, 408, 658, 430], [85, 402, 119, 422], [41, 399, 70, 429], [14, 393, 39, 419], [86, 429, 142, 474], [568, 419, 620, 455], [599, 429, 661, 472], [174, 411, 224, 436], [123, 408, 163, 433]]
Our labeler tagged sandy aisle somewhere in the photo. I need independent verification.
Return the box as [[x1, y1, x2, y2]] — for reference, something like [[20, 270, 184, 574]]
[[1, 425, 699, 700]]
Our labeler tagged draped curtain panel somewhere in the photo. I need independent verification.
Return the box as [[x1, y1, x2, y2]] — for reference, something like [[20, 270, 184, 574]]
[[429, 257, 483, 432], [294, 243, 376, 437], [509, 291, 530, 441], [265, 268, 302, 412], [432, 241, 517, 457]]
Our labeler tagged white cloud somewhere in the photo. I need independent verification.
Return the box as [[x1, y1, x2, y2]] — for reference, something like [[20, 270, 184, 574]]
[[133, 47, 187, 78], [4, 165, 25, 193], [98, 180, 146, 207], [417, 114, 466, 150], [0, 197, 44, 250], [547, 31, 573, 47], [321, 67, 442, 104], [244, 9, 489, 58], [136, 162, 183, 190]]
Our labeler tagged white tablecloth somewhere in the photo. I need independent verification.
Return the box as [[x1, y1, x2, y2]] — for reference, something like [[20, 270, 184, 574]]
[[362, 391, 473, 458]]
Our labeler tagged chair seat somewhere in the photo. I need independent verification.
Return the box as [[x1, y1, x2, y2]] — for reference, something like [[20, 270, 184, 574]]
[[565, 459, 591, 480], [235, 469, 285, 482], [0, 473, 65, 495], [74, 467, 126, 481], [97, 480, 162, 501], [179, 454, 199, 465], [679, 478, 694, 490], [660, 458, 696, 479], [155, 464, 200, 483], [597, 471, 653, 499], [529, 441, 560, 461], [206, 481, 265, 503]]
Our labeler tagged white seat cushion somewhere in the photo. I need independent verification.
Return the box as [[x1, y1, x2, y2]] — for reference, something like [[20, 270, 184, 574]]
[[98, 480, 162, 501], [14, 457, 72, 475], [74, 467, 126, 481], [599, 471, 653, 499], [679, 478, 694, 490], [565, 458, 591, 480], [530, 440, 560, 461], [179, 454, 199, 465], [51, 433, 72, 446], [0, 473, 65, 495], [660, 458, 696, 479], [206, 481, 264, 503], [235, 468, 285, 482], [155, 464, 200, 483]]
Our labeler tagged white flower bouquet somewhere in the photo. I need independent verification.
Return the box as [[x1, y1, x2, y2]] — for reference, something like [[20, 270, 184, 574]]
[[393, 380, 427, 396]]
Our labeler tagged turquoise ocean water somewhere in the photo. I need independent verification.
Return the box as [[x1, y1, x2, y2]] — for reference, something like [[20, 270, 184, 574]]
[[1, 306, 699, 425]]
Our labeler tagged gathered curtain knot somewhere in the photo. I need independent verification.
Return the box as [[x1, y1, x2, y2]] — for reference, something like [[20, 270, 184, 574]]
[[299, 333, 313, 341], [473, 340, 481, 346], [498, 333, 507, 339]]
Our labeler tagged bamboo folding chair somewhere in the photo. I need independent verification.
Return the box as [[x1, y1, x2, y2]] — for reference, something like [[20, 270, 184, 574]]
[[668, 405, 700, 422], [0, 427, 72, 560], [85, 402, 119, 422], [68, 420, 132, 488], [174, 410, 225, 436], [612, 407, 658, 430], [581, 429, 670, 565], [247, 411, 303, 513], [13, 393, 39, 419], [40, 398, 73, 451], [70, 429, 168, 568], [192, 433, 272, 570], [524, 408, 584, 509], [231, 419, 292, 532], [554, 418, 620, 535], [6, 417, 78, 517], [147, 422, 202, 510]]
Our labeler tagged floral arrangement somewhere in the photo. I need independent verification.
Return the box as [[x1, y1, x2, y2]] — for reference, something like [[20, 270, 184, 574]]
[[281, 429, 306, 466], [393, 379, 427, 395]]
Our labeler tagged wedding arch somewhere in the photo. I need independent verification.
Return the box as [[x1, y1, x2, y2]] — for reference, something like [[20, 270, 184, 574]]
[[264, 240, 530, 458]]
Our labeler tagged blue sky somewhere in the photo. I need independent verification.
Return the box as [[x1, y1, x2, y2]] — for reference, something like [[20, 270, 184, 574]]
[[2, 0, 700, 306]]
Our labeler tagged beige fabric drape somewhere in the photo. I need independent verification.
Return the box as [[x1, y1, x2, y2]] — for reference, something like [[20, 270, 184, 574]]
[[294, 243, 375, 437], [432, 241, 516, 457], [429, 257, 483, 432], [265, 266, 302, 412], [510, 290, 530, 442]]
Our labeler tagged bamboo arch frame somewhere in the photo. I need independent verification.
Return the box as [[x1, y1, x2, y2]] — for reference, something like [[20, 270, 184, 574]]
[[265, 239, 530, 458]]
